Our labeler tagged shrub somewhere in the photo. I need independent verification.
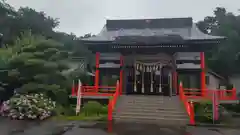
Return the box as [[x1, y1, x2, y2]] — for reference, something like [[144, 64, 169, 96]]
[[100, 105, 108, 114], [194, 100, 213, 123], [194, 100, 232, 123], [82, 101, 103, 116], [55, 105, 75, 116], [0, 93, 56, 120]]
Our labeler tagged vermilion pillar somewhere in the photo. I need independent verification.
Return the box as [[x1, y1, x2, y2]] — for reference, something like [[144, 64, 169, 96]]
[[95, 52, 100, 91], [120, 55, 123, 95], [200, 52, 206, 97]]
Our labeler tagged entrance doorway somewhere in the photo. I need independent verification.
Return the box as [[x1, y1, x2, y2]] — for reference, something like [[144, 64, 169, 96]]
[[126, 66, 172, 96], [161, 66, 171, 96], [143, 71, 152, 94]]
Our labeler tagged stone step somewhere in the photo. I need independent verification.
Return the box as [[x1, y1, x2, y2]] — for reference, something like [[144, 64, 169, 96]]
[[121, 100, 177, 105], [118, 103, 182, 108], [120, 98, 180, 103], [121, 100, 179, 102], [118, 108, 184, 113], [123, 96, 168, 101], [114, 115, 188, 120], [113, 116, 189, 126], [114, 95, 188, 125], [122, 95, 178, 99], [122, 96, 178, 99], [118, 105, 184, 110], [114, 108, 187, 115], [114, 112, 188, 119], [121, 97, 176, 102]]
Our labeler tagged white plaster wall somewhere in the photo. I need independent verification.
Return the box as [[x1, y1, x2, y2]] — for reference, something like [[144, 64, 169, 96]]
[[177, 63, 200, 69], [175, 52, 200, 60], [175, 52, 201, 69], [206, 73, 220, 90]]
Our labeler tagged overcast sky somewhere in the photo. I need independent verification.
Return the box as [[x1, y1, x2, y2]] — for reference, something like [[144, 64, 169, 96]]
[[6, 0, 240, 36]]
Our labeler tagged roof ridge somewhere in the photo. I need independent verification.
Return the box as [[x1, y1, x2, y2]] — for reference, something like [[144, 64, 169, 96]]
[[106, 17, 192, 21], [106, 17, 193, 29]]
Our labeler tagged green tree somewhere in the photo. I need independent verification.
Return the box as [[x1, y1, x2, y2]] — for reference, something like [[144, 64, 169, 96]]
[[197, 7, 240, 77], [0, 0, 91, 57], [0, 1, 97, 106], [1, 31, 70, 105]]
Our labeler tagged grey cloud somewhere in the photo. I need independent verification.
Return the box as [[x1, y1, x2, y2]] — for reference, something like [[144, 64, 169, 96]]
[[6, 0, 240, 36]]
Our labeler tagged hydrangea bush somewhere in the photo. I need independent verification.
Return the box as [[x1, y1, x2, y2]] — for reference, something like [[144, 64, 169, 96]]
[[0, 93, 56, 120]]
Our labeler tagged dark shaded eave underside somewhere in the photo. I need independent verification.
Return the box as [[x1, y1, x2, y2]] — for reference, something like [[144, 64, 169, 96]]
[[80, 37, 226, 45]]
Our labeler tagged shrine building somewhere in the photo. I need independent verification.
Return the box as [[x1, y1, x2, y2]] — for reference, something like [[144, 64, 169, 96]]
[[81, 17, 225, 96]]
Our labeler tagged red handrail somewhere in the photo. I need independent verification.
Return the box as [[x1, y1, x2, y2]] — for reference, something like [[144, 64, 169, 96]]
[[179, 82, 237, 125], [182, 87, 237, 100], [108, 81, 120, 120], [71, 80, 120, 132], [179, 82, 195, 125], [107, 81, 120, 132], [71, 84, 116, 96]]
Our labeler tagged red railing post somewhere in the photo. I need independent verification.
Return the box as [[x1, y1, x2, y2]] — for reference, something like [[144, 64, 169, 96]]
[[179, 81, 196, 125], [107, 80, 119, 133], [213, 90, 219, 121], [107, 100, 113, 133], [108, 100, 113, 121], [189, 101, 195, 125], [107, 119, 113, 133], [95, 52, 100, 92], [200, 52, 206, 97], [120, 55, 123, 95]]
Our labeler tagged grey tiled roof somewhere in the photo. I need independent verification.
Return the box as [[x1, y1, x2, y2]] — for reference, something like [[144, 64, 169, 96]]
[[82, 18, 225, 42]]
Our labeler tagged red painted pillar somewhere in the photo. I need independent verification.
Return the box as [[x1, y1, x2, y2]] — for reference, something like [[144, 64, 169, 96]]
[[200, 52, 206, 97], [95, 52, 100, 92], [120, 55, 123, 95], [189, 102, 196, 125]]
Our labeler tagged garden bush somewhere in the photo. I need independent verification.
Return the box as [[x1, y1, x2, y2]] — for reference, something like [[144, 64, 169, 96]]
[[0, 93, 56, 120], [82, 101, 107, 116], [194, 100, 213, 123], [52, 101, 108, 121], [100, 105, 108, 114], [55, 104, 75, 116], [194, 100, 232, 123]]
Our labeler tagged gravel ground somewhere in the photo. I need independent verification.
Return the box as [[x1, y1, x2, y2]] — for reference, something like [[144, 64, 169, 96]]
[[1, 118, 240, 135], [186, 126, 240, 135]]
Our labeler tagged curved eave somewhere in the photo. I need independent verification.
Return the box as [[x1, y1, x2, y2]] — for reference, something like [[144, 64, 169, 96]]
[[188, 24, 227, 44], [186, 36, 227, 44], [81, 37, 226, 46], [81, 39, 113, 44]]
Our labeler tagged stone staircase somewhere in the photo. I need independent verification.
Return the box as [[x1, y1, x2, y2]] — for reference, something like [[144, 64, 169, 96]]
[[113, 95, 189, 126]]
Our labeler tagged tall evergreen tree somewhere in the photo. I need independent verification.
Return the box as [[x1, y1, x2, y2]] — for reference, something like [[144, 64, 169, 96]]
[[0, 31, 70, 105]]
